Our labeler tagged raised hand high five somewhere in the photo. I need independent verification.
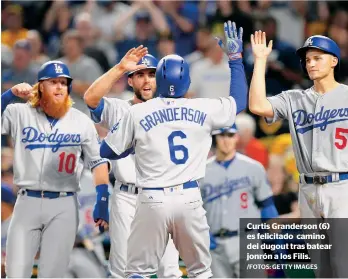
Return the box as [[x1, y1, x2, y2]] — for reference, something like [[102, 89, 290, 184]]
[[250, 31, 273, 60], [119, 45, 149, 73], [215, 21, 243, 60]]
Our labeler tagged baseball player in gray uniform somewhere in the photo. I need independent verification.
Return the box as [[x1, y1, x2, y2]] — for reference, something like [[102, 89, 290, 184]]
[[100, 21, 248, 278], [249, 31, 348, 277], [84, 46, 181, 278], [1, 61, 110, 278], [202, 124, 273, 278]]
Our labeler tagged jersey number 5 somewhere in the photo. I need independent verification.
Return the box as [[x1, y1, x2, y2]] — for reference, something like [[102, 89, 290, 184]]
[[168, 131, 189, 165], [335, 128, 348, 150], [58, 152, 76, 174]]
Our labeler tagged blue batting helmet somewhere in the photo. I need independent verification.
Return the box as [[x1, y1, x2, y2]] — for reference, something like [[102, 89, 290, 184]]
[[128, 54, 158, 76], [156, 54, 190, 98], [212, 123, 238, 136], [296, 35, 340, 75], [38, 60, 73, 93], [211, 124, 238, 148]]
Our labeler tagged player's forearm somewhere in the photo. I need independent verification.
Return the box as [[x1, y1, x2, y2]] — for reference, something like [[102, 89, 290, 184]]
[[113, 4, 140, 42], [249, 58, 274, 117], [147, 4, 170, 34], [1, 89, 16, 115], [92, 162, 109, 186], [169, 12, 194, 33], [84, 65, 126, 109], [228, 58, 248, 114]]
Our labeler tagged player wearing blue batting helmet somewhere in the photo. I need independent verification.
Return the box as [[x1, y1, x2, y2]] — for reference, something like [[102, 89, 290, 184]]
[[296, 35, 340, 77], [127, 54, 159, 102], [127, 54, 158, 76], [212, 124, 238, 148], [38, 60, 73, 94], [29, 60, 74, 119], [155, 54, 191, 98], [212, 123, 238, 136]]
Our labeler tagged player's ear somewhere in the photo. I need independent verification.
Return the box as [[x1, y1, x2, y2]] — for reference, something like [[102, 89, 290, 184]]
[[128, 76, 133, 88], [332, 56, 338, 67], [39, 82, 43, 95]]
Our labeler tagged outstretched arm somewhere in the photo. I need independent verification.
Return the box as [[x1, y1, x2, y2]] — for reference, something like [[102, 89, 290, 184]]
[[248, 31, 274, 118], [216, 21, 248, 114], [141, 1, 169, 35], [84, 45, 148, 109]]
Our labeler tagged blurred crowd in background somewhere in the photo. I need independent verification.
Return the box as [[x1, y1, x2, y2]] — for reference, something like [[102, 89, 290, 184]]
[[1, 0, 348, 277]]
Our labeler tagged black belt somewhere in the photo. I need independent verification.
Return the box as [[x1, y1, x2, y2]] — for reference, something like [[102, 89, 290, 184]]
[[213, 229, 238, 238], [120, 184, 139, 195], [213, 228, 252, 238], [24, 189, 74, 199], [303, 172, 348, 185]]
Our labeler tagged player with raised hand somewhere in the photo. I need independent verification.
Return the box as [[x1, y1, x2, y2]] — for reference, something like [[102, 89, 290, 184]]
[[100, 21, 248, 278], [1, 61, 110, 278], [84, 46, 182, 278], [249, 30, 348, 277]]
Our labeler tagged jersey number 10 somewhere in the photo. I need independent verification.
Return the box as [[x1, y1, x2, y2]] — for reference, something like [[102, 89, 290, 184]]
[[58, 152, 76, 174]]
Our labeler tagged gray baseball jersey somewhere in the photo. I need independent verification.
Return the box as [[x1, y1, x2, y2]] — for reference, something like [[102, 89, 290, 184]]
[[104, 96, 237, 188], [91, 97, 182, 278], [91, 97, 136, 185], [201, 153, 273, 232], [267, 84, 348, 174], [1, 103, 108, 192]]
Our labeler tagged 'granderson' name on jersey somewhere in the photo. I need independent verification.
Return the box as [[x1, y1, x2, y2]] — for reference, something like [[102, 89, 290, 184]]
[[293, 106, 348, 134], [21, 126, 81, 152], [140, 107, 207, 132]]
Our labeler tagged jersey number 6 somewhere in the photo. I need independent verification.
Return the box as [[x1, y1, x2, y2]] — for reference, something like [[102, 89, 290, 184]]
[[58, 152, 76, 174], [168, 131, 189, 165]]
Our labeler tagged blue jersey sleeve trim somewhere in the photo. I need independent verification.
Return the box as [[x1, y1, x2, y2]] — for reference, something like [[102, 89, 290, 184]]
[[258, 196, 275, 208], [88, 98, 105, 123], [1, 89, 16, 115], [260, 197, 279, 221], [100, 140, 134, 160]]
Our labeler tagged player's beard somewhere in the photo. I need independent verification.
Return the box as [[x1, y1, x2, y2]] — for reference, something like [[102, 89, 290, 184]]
[[134, 88, 153, 102], [39, 91, 72, 119]]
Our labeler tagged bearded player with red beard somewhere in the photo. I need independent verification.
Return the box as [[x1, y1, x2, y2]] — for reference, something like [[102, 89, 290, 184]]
[[1, 60, 110, 278]]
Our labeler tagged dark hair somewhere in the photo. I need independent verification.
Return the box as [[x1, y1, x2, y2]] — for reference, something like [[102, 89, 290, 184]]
[[262, 16, 277, 27], [197, 24, 213, 34], [158, 32, 174, 42]]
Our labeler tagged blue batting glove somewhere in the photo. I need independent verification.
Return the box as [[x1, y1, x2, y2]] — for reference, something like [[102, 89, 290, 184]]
[[93, 184, 109, 233], [210, 232, 217, 250], [215, 21, 243, 60]]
